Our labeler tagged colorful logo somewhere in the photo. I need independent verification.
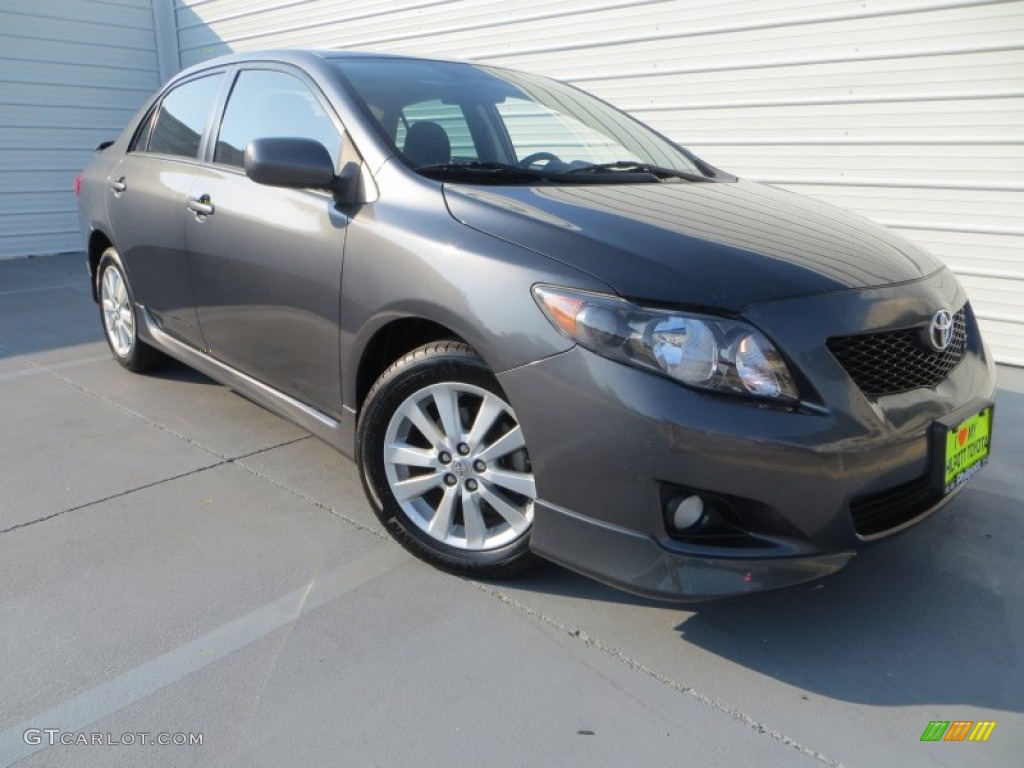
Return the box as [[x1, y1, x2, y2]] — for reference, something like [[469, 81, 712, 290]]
[[920, 721, 996, 742]]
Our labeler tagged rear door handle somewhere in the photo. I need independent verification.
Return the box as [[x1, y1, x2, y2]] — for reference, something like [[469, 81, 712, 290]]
[[110, 178, 127, 193], [187, 195, 214, 216]]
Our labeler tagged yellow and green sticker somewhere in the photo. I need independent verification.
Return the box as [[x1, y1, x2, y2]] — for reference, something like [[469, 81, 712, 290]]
[[921, 720, 996, 742], [944, 407, 992, 492]]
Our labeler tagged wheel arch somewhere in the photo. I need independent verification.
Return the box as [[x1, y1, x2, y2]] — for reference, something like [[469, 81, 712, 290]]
[[353, 316, 468, 413], [87, 229, 115, 302]]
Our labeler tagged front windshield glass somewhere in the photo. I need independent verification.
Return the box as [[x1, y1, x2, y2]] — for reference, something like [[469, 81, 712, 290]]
[[332, 57, 705, 181]]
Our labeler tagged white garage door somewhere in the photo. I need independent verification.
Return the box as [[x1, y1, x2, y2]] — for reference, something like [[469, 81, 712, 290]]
[[0, 0, 176, 260], [173, 0, 1024, 364]]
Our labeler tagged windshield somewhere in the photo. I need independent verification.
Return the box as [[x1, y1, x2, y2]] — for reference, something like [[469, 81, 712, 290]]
[[332, 58, 708, 182]]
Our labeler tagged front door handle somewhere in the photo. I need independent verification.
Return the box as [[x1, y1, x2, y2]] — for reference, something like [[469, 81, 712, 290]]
[[187, 194, 214, 216], [110, 177, 127, 194]]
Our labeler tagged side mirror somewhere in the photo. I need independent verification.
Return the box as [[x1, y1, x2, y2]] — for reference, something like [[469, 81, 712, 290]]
[[244, 137, 336, 190]]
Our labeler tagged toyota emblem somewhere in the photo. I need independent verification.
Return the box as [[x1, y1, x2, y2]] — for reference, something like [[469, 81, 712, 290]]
[[928, 309, 954, 352]]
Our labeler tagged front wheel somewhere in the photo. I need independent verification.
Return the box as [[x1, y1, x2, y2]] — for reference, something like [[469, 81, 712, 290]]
[[358, 342, 540, 577]]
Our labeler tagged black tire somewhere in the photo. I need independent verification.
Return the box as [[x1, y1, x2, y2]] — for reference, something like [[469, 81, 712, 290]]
[[358, 341, 541, 578], [96, 248, 163, 373]]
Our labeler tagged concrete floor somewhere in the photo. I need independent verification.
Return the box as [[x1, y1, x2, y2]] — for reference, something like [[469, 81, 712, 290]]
[[0, 252, 1021, 767]]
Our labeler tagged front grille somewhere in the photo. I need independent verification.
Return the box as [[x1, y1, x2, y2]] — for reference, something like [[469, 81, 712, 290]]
[[849, 475, 944, 538], [827, 307, 967, 397]]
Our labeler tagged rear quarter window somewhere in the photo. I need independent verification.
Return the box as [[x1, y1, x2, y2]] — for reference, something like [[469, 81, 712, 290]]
[[129, 107, 157, 153]]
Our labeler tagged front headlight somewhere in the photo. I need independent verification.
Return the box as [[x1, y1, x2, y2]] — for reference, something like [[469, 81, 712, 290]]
[[533, 285, 798, 401]]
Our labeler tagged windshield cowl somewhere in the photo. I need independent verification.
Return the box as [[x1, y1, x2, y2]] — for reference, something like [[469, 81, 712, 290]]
[[413, 161, 727, 185]]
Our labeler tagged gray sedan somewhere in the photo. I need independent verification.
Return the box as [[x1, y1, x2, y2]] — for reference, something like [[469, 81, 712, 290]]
[[76, 50, 995, 600]]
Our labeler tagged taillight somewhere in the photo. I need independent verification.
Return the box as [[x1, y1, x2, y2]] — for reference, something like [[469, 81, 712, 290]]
[[74, 174, 83, 197]]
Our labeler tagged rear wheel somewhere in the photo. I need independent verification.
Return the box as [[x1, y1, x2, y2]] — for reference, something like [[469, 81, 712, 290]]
[[358, 341, 540, 577], [97, 248, 163, 372]]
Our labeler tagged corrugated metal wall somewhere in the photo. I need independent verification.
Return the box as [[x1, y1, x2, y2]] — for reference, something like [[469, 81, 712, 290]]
[[174, 0, 1024, 365], [0, 0, 164, 260], [16, 0, 1014, 364]]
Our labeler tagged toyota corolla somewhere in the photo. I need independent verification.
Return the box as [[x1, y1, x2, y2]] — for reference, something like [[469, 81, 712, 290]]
[[76, 50, 996, 600]]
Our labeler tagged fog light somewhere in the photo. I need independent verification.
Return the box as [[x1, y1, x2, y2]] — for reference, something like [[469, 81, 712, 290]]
[[667, 494, 705, 531]]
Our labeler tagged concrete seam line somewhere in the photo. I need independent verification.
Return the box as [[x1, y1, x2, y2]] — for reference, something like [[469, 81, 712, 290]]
[[5, 351, 230, 460], [0, 283, 91, 297], [0, 462, 223, 535], [0, 545, 409, 766], [0, 437, 311, 535], [0, 354, 116, 382], [233, 459, 393, 543], [468, 581, 844, 768], [1, 346, 374, 543], [4, 346, 393, 542]]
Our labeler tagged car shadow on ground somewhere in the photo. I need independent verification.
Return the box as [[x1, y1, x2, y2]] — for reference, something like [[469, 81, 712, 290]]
[[496, 387, 1023, 713], [674, 490, 1020, 712], [498, 490, 1021, 713], [147, 357, 220, 386]]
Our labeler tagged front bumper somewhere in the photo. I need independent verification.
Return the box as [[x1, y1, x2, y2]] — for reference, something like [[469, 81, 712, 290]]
[[497, 270, 996, 600], [530, 499, 858, 599]]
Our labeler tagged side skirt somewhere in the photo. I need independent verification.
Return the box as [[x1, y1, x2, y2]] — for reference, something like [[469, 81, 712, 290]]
[[137, 306, 357, 459]]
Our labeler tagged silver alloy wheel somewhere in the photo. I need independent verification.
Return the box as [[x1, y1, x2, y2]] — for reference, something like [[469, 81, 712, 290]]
[[383, 382, 536, 550], [101, 265, 134, 357]]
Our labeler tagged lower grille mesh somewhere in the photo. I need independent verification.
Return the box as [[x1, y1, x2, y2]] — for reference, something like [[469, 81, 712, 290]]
[[849, 475, 943, 537]]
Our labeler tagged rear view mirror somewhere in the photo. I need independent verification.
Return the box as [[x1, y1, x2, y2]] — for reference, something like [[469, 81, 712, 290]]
[[244, 137, 336, 190]]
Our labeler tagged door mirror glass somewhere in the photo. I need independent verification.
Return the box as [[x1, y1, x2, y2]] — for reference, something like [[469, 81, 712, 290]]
[[244, 137, 336, 189]]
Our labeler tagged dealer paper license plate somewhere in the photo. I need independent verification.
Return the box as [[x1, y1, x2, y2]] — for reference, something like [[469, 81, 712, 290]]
[[942, 406, 992, 494]]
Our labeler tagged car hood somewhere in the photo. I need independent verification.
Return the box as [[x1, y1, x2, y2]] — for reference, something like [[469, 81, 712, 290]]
[[442, 179, 943, 311]]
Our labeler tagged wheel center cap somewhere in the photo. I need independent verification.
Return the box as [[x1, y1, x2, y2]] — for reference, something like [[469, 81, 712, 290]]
[[451, 459, 468, 478]]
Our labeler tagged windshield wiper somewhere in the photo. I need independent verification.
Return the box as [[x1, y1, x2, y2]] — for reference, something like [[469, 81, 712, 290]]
[[414, 162, 551, 182], [415, 160, 717, 184], [562, 161, 715, 182]]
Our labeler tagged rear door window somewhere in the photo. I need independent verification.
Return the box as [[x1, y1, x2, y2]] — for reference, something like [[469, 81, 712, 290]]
[[147, 74, 224, 159], [214, 69, 342, 169]]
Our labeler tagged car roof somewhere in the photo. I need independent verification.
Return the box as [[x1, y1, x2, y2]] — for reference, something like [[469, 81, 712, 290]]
[[177, 48, 467, 77]]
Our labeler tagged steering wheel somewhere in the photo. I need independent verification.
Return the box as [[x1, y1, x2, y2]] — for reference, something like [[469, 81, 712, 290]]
[[518, 151, 562, 169]]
